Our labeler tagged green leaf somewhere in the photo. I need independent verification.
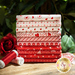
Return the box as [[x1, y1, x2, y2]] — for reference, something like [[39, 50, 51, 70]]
[[69, 22, 75, 34], [71, 34, 75, 40], [21, 5, 34, 14], [61, 35, 69, 52], [68, 46, 75, 53], [61, 35, 68, 44], [19, 0, 36, 14], [23, 0, 31, 4], [58, 1, 67, 13], [61, 27, 66, 36], [9, 2, 16, 13], [61, 42, 68, 52], [64, 0, 67, 2], [11, 22, 16, 35], [35, 0, 47, 11], [0, 8, 5, 25], [70, 35, 75, 43], [0, 32, 3, 40], [5, 18, 12, 29], [64, 19, 75, 34], [68, 13, 75, 17], [12, 22, 16, 29], [0, 35, 3, 40], [64, 19, 71, 29], [65, 37, 75, 48], [18, 3, 25, 12], [61, 35, 75, 52], [20, 0, 22, 2]]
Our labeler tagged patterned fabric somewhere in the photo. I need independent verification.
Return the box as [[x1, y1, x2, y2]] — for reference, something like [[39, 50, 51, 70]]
[[16, 15, 61, 62]]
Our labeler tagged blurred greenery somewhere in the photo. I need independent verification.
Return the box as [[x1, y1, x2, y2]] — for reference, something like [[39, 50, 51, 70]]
[[0, 0, 75, 36], [61, 35, 75, 53], [0, 0, 75, 52]]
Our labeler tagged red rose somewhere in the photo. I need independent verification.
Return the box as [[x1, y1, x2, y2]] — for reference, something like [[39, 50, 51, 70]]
[[0, 33, 17, 55]]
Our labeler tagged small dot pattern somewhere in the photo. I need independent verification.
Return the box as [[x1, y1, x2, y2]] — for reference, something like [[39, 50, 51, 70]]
[[16, 15, 61, 62]]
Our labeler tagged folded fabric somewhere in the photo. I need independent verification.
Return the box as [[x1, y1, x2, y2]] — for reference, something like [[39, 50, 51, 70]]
[[61, 52, 75, 64], [16, 27, 60, 32], [17, 50, 62, 54], [16, 31, 61, 37], [17, 42, 61, 46], [17, 46, 61, 50], [16, 14, 61, 63], [24, 58, 58, 62], [16, 15, 61, 22], [16, 21, 61, 27], [17, 36, 61, 42], [19, 54, 61, 59]]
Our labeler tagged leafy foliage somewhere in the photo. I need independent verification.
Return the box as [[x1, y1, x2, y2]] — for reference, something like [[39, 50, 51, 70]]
[[0, 0, 75, 52], [61, 35, 75, 53]]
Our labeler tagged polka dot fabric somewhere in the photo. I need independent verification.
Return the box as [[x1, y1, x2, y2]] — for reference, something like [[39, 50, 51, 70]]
[[16, 21, 61, 27], [16, 27, 60, 32], [16, 15, 61, 62], [17, 42, 61, 46], [16, 32, 61, 37]]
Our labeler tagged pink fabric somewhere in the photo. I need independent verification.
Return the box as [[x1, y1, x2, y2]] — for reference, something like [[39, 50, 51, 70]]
[[61, 53, 75, 64]]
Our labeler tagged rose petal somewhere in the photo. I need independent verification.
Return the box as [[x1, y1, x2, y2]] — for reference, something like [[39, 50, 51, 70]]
[[0, 33, 17, 55]]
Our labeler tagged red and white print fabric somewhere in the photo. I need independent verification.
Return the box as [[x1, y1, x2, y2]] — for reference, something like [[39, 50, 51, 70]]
[[17, 50, 62, 55], [17, 42, 61, 46], [16, 15, 61, 22], [23, 59, 58, 62], [17, 46, 62, 51], [16, 15, 61, 62], [17, 36, 61, 42], [16, 21, 61, 27], [16, 27, 60, 32], [16, 32, 61, 37]]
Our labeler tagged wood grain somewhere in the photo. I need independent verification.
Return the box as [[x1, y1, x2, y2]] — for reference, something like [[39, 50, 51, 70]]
[[0, 61, 75, 75], [0, 54, 75, 75]]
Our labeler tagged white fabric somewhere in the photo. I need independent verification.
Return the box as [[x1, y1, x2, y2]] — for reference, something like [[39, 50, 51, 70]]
[[61, 52, 75, 64]]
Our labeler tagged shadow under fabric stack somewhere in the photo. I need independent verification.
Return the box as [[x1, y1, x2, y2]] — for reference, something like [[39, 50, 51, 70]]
[[16, 15, 62, 62]]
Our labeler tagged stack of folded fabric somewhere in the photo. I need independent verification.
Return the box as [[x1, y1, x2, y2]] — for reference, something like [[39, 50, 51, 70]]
[[16, 15, 62, 62]]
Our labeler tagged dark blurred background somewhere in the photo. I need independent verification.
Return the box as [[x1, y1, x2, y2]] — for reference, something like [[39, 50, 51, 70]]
[[0, 0, 75, 39]]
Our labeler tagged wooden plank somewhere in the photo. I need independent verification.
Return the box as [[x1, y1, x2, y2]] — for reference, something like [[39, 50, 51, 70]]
[[0, 54, 75, 75], [0, 62, 75, 75]]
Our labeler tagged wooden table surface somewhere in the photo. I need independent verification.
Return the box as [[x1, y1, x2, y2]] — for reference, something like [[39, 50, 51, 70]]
[[0, 59, 75, 75], [0, 53, 75, 75], [0, 63, 75, 75]]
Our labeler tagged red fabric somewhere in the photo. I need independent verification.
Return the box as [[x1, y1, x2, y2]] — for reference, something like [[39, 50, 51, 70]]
[[0, 33, 17, 55], [17, 50, 61, 55], [19, 54, 61, 59], [17, 42, 61, 46], [17, 46, 61, 51], [16, 15, 61, 63], [17, 36, 61, 42], [24, 58, 58, 62]]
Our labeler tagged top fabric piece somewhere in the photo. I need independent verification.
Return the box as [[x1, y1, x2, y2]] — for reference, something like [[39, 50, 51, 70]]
[[16, 14, 61, 22]]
